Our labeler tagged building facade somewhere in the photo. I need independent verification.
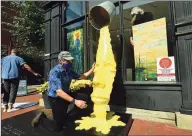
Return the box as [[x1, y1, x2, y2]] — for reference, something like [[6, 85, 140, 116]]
[[43, 1, 192, 114], [1, 1, 17, 56]]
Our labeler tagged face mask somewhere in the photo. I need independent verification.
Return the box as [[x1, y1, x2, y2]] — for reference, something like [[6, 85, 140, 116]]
[[62, 63, 72, 71]]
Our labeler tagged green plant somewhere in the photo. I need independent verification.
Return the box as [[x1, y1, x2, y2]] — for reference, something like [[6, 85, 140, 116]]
[[36, 82, 48, 94], [36, 80, 93, 94]]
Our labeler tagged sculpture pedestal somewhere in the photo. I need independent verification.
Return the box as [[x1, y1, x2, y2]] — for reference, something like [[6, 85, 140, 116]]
[[2, 109, 133, 136], [65, 111, 133, 136]]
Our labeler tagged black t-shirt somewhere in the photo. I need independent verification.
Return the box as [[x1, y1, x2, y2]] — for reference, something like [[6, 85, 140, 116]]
[[133, 12, 153, 26]]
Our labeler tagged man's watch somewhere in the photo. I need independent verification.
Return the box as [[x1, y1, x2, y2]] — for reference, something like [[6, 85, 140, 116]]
[[67, 99, 75, 113], [71, 99, 75, 104]]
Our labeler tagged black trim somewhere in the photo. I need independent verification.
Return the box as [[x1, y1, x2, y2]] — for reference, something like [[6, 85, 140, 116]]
[[85, 1, 90, 72], [114, 1, 120, 7], [52, 3, 61, 9], [175, 18, 192, 27], [172, 1, 192, 114], [42, 1, 52, 8], [61, 2, 67, 51], [61, 15, 87, 27], [66, 25, 84, 33], [180, 106, 192, 115], [175, 30, 192, 36], [125, 86, 181, 91], [43, 1, 62, 10], [114, 1, 130, 6], [124, 81, 182, 91], [169, 1, 180, 82], [124, 81, 181, 85], [119, 1, 126, 81], [44, 8, 52, 14]]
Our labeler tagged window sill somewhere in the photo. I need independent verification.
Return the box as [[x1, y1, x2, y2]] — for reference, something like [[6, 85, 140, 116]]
[[123, 81, 181, 86], [123, 81, 182, 91]]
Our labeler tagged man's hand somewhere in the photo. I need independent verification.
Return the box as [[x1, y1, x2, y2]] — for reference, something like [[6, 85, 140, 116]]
[[80, 62, 96, 79], [23, 64, 42, 77], [130, 37, 134, 46], [74, 99, 87, 109], [34, 73, 41, 77]]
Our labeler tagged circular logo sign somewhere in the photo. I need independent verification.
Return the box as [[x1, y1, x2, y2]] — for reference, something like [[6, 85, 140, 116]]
[[159, 58, 172, 68]]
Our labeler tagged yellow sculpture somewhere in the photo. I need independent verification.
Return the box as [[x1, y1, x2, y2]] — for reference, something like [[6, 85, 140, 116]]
[[36, 26, 125, 135], [75, 26, 125, 135]]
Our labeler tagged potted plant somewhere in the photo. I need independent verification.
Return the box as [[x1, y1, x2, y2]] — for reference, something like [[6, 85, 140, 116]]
[[36, 82, 51, 109], [36, 80, 93, 109]]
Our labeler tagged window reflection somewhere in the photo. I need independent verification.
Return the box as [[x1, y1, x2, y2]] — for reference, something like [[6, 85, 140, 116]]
[[89, 1, 118, 9], [66, 1, 85, 22], [123, 1, 173, 81]]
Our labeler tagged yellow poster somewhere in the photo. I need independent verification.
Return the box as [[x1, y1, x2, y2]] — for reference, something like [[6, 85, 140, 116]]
[[132, 17, 168, 81]]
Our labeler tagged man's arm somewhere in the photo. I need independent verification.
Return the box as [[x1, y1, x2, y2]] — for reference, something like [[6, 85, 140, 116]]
[[78, 62, 95, 79], [23, 64, 41, 76], [56, 89, 87, 109], [50, 71, 87, 109], [56, 89, 74, 102], [18, 57, 41, 76], [50, 71, 72, 101]]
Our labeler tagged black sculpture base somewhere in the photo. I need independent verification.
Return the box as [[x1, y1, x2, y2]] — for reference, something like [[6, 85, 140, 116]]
[[1, 109, 133, 136]]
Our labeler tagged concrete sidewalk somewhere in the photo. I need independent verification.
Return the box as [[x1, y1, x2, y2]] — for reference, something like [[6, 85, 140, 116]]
[[1, 86, 192, 135], [27, 85, 41, 93], [1, 90, 41, 120], [129, 119, 192, 135]]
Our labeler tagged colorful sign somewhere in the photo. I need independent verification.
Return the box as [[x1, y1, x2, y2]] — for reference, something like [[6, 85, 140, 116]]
[[157, 57, 176, 81], [132, 17, 168, 81], [67, 28, 84, 74]]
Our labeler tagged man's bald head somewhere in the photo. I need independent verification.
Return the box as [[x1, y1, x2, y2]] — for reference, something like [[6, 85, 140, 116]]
[[11, 49, 17, 54]]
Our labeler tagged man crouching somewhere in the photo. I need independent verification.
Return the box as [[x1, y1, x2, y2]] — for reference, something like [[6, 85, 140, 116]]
[[32, 51, 95, 132]]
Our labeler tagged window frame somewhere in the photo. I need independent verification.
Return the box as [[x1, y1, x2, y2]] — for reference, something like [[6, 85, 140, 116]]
[[120, 1, 179, 84], [61, 1, 87, 71], [61, 1, 180, 84]]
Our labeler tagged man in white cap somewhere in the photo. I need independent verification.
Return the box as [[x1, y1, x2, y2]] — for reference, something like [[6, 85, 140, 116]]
[[32, 51, 95, 132]]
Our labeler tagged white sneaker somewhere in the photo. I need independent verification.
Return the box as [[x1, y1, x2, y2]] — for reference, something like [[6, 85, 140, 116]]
[[3, 108, 7, 112], [3, 105, 8, 112], [7, 104, 13, 112]]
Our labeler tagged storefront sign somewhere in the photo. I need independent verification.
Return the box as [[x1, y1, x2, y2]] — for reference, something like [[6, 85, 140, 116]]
[[157, 57, 176, 81]]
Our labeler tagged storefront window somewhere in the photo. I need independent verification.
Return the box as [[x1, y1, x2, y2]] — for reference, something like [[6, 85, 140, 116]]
[[66, 1, 85, 22], [89, 2, 120, 68], [123, 1, 175, 82], [65, 21, 85, 74]]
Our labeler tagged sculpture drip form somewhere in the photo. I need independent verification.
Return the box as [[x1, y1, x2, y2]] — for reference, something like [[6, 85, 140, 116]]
[[75, 26, 125, 135]]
